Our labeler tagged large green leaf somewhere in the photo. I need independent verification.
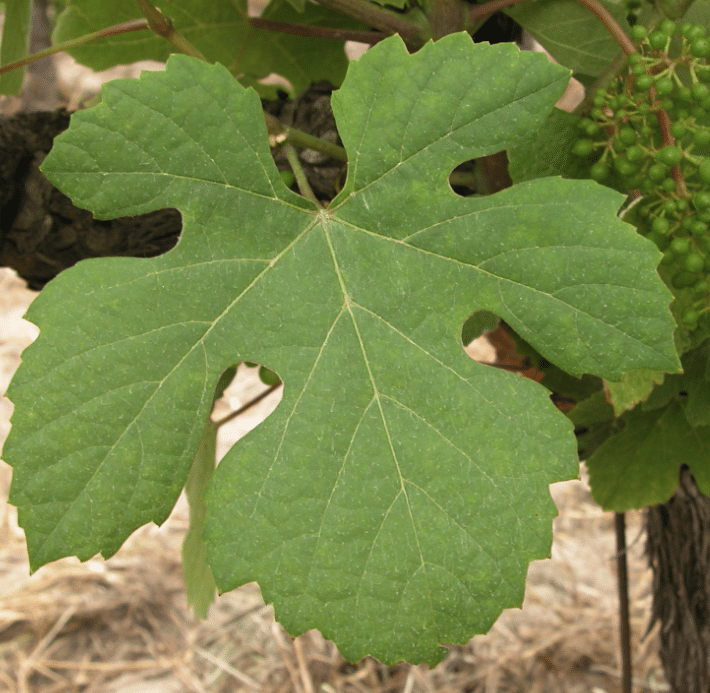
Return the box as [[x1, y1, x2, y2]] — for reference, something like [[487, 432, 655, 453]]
[[587, 401, 710, 511], [53, 0, 359, 95], [6, 35, 679, 665], [504, 0, 630, 76], [0, 0, 32, 94]]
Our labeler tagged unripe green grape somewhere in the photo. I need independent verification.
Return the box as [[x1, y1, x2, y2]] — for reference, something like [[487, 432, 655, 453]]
[[686, 24, 707, 40], [662, 178, 678, 192], [694, 129, 710, 147], [613, 139, 627, 154], [661, 98, 676, 112], [585, 122, 601, 136], [659, 18, 677, 36], [673, 271, 699, 288], [649, 30, 669, 50], [647, 163, 667, 181], [628, 51, 643, 64], [696, 65, 710, 83], [615, 156, 638, 176], [691, 37, 710, 58], [681, 215, 695, 231], [692, 105, 707, 119], [694, 191, 710, 209], [682, 308, 699, 325], [635, 74, 655, 91], [676, 108, 691, 120], [625, 144, 646, 162], [698, 158, 710, 183], [681, 21, 694, 37], [671, 122, 688, 139], [572, 139, 595, 156], [656, 145, 682, 166], [684, 252, 705, 272], [671, 236, 691, 254], [640, 124, 654, 137], [665, 199, 678, 214], [638, 103, 652, 115], [618, 126, 638, 145], [652, 216, 671, 234], [590, 162, 611, 181], [578, 117, 593, 130], [677, 199, 689, 212], [692, 278, 709, 295], [655, 76, 675, 96], [632, 63, 647, 77], [699, 209, 710, 222], [692, 220, 708, 237], [590, 107, 605, 120], [630, 25, 648, 41], [593, 88, 608, 105], [693, 83, 710, 100], [677, 86, 693, 102]]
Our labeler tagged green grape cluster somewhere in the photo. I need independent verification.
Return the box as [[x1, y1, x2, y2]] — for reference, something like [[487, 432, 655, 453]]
[[573, 19, 710, 332]]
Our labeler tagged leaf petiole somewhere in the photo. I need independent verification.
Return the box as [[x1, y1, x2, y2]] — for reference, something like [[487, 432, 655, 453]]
[[134, 0, 207, 61], [284, 143, 322, 206], [0, 19, 149, 76]]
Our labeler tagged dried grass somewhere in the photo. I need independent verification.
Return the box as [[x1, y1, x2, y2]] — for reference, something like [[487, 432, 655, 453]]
[[0, 265, 670, 692]]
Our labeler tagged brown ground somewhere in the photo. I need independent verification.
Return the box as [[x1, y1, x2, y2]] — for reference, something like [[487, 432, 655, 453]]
[[0, 269, 668, 693], [0, 31, 668, 693]]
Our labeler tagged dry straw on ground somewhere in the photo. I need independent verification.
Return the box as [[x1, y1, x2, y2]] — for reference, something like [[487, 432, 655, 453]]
[[0, 268, 668, 693]]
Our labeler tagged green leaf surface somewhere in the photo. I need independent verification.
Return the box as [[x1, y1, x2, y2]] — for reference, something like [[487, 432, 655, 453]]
[[504, 0, 630, 76], [643, 342, 710, 427], [7, 35, 678, 665], [587, 401, 710, 511], [0, 0, 32, 94], [53, 0, 358, 95], [508, 108, 590, 183], [604, 369, 666, 416]]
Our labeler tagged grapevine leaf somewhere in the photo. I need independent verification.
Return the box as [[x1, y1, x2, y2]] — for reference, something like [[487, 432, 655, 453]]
[[603, 369, 666, 416], [53, 0, 358, 95], [508, 108, 590, 182], [7, 35, 679, 665], [0, 0, 32, 94], [504, 0, 630, 76], [643, 343, 710, 427], [587, 401, 710, 511]]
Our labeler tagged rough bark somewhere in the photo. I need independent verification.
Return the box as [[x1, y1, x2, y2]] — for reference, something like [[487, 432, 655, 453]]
[[646, 465, 710, 693], [0, 85, 342, 289]]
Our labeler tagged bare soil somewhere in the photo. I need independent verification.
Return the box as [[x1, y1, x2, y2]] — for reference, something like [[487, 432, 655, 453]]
[[0, 267, 667, 693]]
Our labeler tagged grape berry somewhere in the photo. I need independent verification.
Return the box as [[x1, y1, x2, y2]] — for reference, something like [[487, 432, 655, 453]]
[[574, 19, 710, 332]]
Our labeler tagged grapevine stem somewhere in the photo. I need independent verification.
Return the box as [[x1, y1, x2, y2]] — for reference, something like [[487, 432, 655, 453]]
[[313, 0, 431, 48], [248, 18, 388, 45], [614, 512, 633, 693], [135, 0, 207, 61], [466, 0, 635, 55], [0, 19, 149, 76], [215, 382, 282, 428], [263, 112, 348, 162], [574, 0, 636, 56], [284, 144, 322, 206]]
